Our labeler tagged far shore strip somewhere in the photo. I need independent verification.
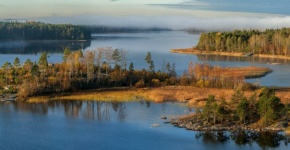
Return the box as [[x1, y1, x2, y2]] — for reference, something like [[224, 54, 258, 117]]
[[171, 48, 290, 60]]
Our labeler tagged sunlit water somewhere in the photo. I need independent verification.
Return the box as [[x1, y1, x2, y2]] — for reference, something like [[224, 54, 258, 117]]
[[0, 31, 290, 149], [0, 101, 288, 150], [0, 31, 290, 86]]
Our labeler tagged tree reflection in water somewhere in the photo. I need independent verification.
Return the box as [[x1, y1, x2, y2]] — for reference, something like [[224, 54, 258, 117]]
[[5, 100, 138, 121], [195, 131, 229, 144], [139, 100, 151, 108], [197, 54, 290, 64], [0, 40, 91, 54], [196, 130, 289, 148], [56, 100, 128, 121], [13, 102, 49, 114], [2, 100, 289, 149]]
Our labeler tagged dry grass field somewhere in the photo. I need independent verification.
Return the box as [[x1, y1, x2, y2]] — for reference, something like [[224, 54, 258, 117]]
[[28, 86, 235, 103], [220, 66, 272, 78], [27, 86, 290, 109]]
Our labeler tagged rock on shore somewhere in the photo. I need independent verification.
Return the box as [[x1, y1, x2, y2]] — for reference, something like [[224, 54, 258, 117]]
[[0, 94, 16, 102], [170, 115, 288, 132]]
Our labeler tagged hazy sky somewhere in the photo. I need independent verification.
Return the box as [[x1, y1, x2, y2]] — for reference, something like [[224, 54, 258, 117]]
[[1, 0, 290, 30]]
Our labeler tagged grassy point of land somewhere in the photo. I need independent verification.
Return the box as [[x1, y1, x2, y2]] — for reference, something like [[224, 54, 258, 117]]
[[26, 88, 151, 102], [26, 86, 290, 105], [26, 86, 235, 103], [27, 96, 50, 103], [50, 90, 143, 102], [221, 66, 272, 78]]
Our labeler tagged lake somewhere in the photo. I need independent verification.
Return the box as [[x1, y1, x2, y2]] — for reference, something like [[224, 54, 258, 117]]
[[0, 31, 290, 86], [0, 31, 290, 149], [0, 100, 289, 150]]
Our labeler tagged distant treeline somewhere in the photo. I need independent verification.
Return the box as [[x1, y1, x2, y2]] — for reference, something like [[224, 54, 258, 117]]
[[0, 21, 91, 40], [89, 26, 171, 33], [196, 28, 290, 56]]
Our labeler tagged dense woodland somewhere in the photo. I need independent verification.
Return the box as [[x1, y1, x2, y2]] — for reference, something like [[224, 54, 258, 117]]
[[0, 21, 91, 40], [198, 88, 289, 127], [0, 21, 172, 40], [196, 28, 290, 56]]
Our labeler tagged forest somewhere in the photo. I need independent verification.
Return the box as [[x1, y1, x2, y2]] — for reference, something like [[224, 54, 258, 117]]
[[196, 28, 290, 56], [0, 21, 91, 40], [172, 87, 290, 133], [199, 89, 287, 128]]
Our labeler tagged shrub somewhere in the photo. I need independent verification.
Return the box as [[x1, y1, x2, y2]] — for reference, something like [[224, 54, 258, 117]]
[[151, 79, 160, 87], [134, 79, 145, 88]]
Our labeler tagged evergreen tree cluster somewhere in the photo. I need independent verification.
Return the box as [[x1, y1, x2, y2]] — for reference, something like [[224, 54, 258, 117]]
[[200, 88, 288, 127], [0, 21, 91, 40], [196, 28, 290, 56]]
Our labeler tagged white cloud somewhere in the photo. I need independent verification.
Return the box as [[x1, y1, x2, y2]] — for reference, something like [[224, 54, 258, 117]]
[[38, 14, 290, 31]]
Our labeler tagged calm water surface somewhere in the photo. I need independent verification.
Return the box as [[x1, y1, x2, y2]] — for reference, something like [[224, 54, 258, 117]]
[[0, 100, 288, 150], [0, 31, 289, 86], [0, 31, 290, 149]]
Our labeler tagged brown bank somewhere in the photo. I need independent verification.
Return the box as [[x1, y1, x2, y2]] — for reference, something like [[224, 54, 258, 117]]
[[171, 47, 290, 60]]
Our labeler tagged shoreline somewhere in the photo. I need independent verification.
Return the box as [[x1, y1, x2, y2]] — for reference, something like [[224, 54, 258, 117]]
[[171, 48, 290, 60], [12, 86, 290, 134], [170, 113, 288, 133], [25, 86, 290, 106], [26, 86, 240, 103]]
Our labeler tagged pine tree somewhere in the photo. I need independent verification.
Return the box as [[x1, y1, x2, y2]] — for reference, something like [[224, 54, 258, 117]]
[[23, 59, 34, 72], [145, 52, 154, 72], [31, 62, 40, 76], [166, 62, 171, 74], [62, 48, 71, 62], [248, 92, 257, 124], [38, 51, 48, 70], [170, 63, 176, 77], [2, 62, 13, 84], [13, 57, 21, 68], [236, 97, 249, 124], [202, 95, 217, 123], [257, 88, 285, 126], [129, 62, 134, 72]]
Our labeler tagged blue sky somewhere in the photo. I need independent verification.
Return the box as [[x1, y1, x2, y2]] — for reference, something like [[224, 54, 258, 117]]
[[1, 0, 290, 30]]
